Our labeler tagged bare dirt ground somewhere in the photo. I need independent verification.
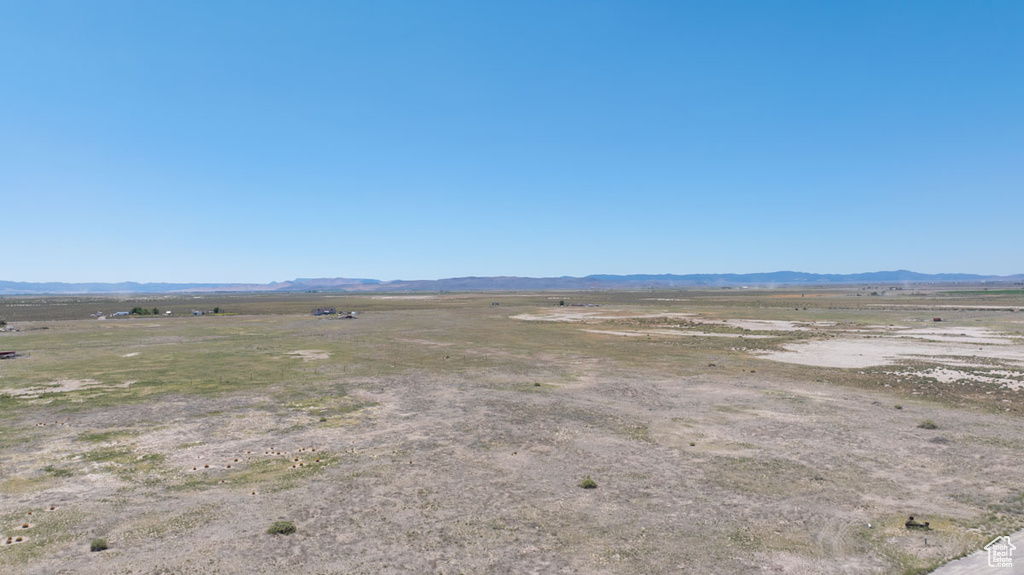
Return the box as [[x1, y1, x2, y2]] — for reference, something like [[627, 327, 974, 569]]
[[287, 350, 331, 361], [2, 289, 1023, 574]]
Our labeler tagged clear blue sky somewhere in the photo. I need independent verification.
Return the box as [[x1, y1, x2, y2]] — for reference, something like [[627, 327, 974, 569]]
[[2, 1, 1021, 283]]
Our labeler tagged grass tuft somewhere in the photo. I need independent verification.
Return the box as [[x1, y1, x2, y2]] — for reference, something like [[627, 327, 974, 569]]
[[90, 538, 108, 552], [43, 465, 74, 478]]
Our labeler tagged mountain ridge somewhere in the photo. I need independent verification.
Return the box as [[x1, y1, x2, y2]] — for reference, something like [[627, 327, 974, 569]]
[[2, 270, 1023, 295]]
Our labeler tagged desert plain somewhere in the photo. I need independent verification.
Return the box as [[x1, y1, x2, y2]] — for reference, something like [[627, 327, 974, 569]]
[[1, 287, 1023, 574]]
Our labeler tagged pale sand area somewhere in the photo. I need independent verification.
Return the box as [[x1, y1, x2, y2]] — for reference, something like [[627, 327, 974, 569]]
[[760, 338, 1024, 368], [758, 325, 1024, 388], [891, 327, 1024, 345], [7, 379, 135, 398], [714, 318, 818, 331], [512, 310, 830, 331], [511, 310, 695, 322], [581, 329, 775, 339], [287, 350, 330, 361], [370, 295, 439, 299]]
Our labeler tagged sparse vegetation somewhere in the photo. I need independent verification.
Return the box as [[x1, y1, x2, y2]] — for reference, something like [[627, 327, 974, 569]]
[[918, 419, 938, 430], [43, 465, 74, 478], [1, 289, 1023, 573], [90, 538, 108, 552]]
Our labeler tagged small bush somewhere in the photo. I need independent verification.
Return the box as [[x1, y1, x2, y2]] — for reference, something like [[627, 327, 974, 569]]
[[894, 404, 903, 410], [579, 476, 597, 489], [90, 538, 108, 552], [267, 520, 296, 535], [918, 419, 938, 430]]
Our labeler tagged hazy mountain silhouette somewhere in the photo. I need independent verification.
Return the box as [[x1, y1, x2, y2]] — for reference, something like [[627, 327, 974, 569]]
[[2, 270, 1022, 294]]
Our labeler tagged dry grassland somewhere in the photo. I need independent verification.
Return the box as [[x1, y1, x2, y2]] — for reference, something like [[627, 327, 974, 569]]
[[1, 287, 1023, 574]]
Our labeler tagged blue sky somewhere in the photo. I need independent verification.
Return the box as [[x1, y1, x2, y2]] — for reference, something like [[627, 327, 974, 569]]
[[2, 1, 1021, 283]]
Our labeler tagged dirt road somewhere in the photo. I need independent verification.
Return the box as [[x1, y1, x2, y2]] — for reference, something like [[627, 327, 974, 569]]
[[932, 529, 1024, 575]]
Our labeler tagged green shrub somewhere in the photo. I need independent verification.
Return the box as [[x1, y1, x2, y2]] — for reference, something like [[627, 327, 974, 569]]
[[267, 520, 296, 535], [918, 419, 938, 430], [90, 538, 108, 552], [894, 404, 903, 410], [579, 476, 597, 489]]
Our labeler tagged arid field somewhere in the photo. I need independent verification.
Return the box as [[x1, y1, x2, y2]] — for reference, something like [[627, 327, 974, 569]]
[[1, 287, 1023, 574]]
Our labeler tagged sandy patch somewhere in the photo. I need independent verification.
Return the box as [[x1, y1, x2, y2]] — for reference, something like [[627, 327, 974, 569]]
[[890, 327, 1022, 345], [868, 304, 1024, 311], [580, 329, 650, 337], [514, 309, 836, 333], [370, 295, 438, 300], [512, 311, 604, 322], [512, 310, 694, 323], [719, 319, 810, 331], [759, 337, 1024, 370], [6, 379, 135, 398], [394, 338, 453, 347], [886, 367, 1024, 389], [640, 298, 691, 301], [582, 329, 774, 339], [287, 350, 330, 361], [123, 352, 139, 357], [671, 317, 835, 332]]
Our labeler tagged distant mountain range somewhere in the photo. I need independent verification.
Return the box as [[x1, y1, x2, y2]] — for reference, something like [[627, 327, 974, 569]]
[[1, 271, 1022, 295]]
